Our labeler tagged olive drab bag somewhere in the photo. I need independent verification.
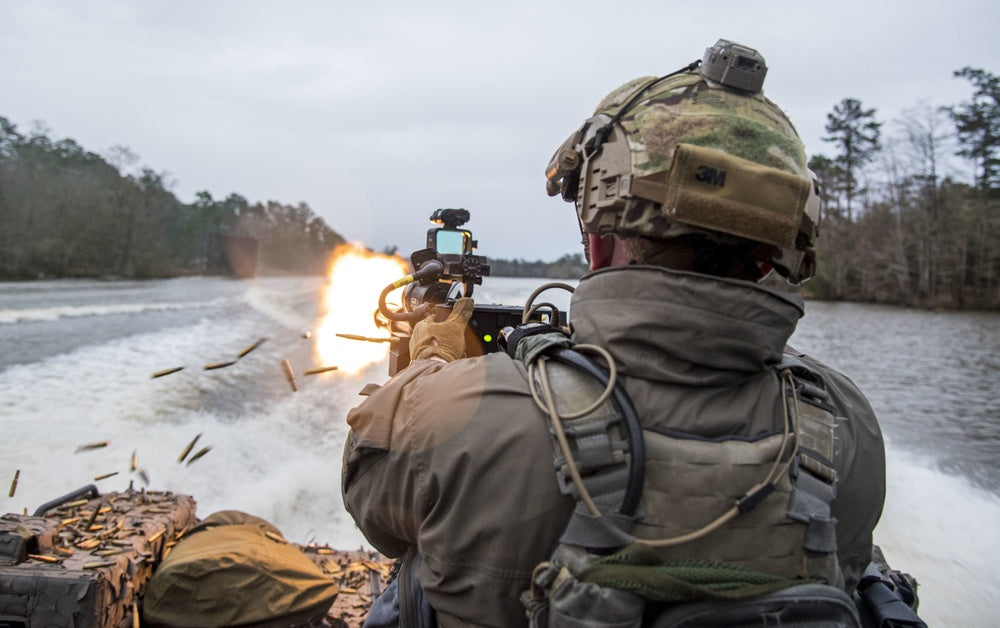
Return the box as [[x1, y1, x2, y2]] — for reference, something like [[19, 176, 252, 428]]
[[143, 510, 338, 627]]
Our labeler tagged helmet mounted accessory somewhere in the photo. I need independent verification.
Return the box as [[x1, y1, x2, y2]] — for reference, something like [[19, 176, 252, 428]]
[[545, 39, 821, 283], [700, 38, 768, 93]]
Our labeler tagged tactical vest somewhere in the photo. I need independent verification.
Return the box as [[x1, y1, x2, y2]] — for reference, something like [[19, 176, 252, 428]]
[[511, 330, 852, 626], [634, 360, 842, 586]]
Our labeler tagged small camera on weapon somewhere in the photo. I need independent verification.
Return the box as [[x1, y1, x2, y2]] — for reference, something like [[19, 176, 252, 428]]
[[399, 208, 489, 310], [376, 209, 566, 375]]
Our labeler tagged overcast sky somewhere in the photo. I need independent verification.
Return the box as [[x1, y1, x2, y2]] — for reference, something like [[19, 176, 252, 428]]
[[3, 1, 997, 260]]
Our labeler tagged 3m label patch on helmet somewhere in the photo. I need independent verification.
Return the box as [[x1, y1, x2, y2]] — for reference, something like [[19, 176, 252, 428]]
[[694, 164, 727, 187], [634, 143, 811, 248]]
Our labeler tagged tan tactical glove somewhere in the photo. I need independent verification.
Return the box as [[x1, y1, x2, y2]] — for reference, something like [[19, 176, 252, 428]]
[[409, 297, 475, 362]]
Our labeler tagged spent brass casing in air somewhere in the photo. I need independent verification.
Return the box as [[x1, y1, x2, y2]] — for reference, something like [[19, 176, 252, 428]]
[[304, 365, 339, 375], [186, 446, 213, 466], [151, 366, 185, 379], [8, 469, 18, 498], [238, 338, 267, 359], [336, 333, 393, 344], [204, 360, 237, 371], [281, 359, 298, 392], [178, 433, 203, 463], [75, 441, 109, 453], [94, 471, 119, 481]]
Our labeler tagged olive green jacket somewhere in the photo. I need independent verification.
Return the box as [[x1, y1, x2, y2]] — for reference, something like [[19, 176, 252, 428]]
[[342, 266, 885, 627]]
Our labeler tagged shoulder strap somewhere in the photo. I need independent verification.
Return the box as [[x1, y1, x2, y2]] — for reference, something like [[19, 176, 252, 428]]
[[512, 330, 645, 551], [777, 355, 843, 585]]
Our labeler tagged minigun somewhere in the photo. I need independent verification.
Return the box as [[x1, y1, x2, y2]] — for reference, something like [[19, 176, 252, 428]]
[[374, 209, 567, 376]]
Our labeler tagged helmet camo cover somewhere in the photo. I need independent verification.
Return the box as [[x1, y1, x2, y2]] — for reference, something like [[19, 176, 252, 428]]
[[547, 68, 821, 283]]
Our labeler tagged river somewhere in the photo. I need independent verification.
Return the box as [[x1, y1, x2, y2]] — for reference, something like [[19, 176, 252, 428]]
[[1, 275, 997, 626]]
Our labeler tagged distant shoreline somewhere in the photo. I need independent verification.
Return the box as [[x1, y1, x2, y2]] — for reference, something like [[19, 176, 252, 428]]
[[4, 273, 997, 312]]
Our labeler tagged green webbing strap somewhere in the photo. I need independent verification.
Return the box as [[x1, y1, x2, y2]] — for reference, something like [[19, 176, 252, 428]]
[[579, 544, 800, 603], [513, 331, 573, 365]]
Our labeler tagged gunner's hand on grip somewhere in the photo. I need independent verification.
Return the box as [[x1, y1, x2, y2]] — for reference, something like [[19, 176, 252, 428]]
[[409, 297, 475, 362]]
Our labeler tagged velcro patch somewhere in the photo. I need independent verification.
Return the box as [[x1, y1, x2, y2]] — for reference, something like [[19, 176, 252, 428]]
[[633, 143, 811, 247]]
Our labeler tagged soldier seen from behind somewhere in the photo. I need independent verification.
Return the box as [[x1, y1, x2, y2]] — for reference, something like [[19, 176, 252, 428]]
[[342, 39, 924, 628]]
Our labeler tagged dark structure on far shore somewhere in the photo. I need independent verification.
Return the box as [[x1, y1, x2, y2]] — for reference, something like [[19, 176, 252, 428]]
[[206, 233, 258, 278]]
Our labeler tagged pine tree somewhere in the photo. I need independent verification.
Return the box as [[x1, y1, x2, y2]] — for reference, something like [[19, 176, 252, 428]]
[[947, 67, 1000, 194], [822, 98, 882, 221]]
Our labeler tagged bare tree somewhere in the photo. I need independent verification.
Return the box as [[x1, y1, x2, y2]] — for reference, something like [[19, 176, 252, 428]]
[[896, 103, 952, 304]]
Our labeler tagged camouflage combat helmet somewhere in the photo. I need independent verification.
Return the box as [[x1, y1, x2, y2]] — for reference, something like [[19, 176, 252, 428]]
[[545, 39, 821, 283]]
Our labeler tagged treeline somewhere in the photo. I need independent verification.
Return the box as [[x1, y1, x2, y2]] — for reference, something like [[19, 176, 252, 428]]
[[490, 66, 1000, 309], [804, 67, 1000, 309], [0, 117, 345, 279], [3, 63, 998, 308], [488, 253, 589, 279]]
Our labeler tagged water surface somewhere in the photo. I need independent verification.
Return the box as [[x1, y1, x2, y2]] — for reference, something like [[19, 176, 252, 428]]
[[1, 277, 997, 625]]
